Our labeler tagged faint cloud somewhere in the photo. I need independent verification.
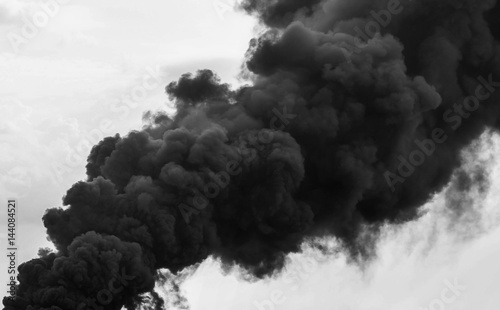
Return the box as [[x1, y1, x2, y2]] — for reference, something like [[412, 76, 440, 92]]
[[0, 0, 26, 25]]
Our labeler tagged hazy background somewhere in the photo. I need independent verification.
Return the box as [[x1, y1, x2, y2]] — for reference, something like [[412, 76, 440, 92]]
[[1, 1, 500, 309]]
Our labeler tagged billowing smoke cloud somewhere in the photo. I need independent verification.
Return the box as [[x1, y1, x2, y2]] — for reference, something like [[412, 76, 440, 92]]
[[4, 0, 500, 309]]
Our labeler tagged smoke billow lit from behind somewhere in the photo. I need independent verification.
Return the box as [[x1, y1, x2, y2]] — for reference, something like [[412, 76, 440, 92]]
[[4, 0, 500, 309]]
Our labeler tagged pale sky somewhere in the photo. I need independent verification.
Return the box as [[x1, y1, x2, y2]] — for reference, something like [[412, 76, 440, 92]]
[[1, 1, 500, 309]]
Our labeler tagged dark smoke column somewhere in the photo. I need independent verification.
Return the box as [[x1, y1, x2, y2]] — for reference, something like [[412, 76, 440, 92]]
[[5, 0, 500, 309]]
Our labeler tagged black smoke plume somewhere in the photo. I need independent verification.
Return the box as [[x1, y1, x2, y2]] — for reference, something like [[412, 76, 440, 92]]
[[5, 0, 500, 309]]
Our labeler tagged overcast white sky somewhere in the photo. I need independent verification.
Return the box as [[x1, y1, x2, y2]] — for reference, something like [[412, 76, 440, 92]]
[[1, 1, 500, 310]]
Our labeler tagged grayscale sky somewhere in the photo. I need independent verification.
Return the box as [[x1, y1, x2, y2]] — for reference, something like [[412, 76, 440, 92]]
[[1, 1, 500, 309]]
